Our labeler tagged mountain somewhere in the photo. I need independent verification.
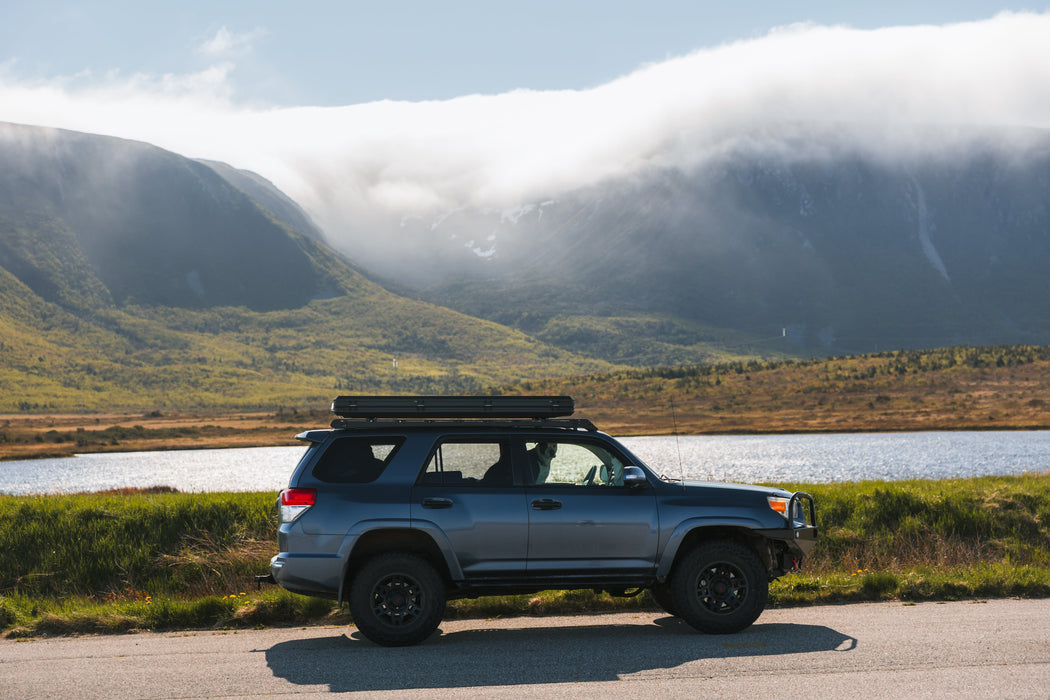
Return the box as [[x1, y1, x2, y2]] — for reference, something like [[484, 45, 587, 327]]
[[0, 122, 342, 312], [5, 117, 1049, 412], [196, 159, 326, 244], [0, 122, 614, 411], [370, 126, 1050, 357]]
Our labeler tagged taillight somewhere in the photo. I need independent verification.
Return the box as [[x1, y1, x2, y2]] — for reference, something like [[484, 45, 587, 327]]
[[279, 488, 316, 523]]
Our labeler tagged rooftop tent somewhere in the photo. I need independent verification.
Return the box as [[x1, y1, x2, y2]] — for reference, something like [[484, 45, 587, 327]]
[[330, 395, 575, 420]]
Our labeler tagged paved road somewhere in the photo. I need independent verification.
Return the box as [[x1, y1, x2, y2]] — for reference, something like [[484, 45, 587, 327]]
[[2, 599, 1049, 698]]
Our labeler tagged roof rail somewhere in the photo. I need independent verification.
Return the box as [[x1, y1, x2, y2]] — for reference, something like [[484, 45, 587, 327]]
[[330, 395, 574, 420]]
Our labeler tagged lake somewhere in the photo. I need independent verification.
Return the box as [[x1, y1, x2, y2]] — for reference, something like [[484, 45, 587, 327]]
[[1, 431, 1048, 495]]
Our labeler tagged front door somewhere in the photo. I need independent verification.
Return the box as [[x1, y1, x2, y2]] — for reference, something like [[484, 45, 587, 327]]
[[523, 438, 659, 576]]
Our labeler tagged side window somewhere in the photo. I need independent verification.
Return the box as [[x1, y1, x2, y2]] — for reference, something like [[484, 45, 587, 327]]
[[525, 440, 627, 487], [420, 441, 510, 486], [311, 437, 403, 483]]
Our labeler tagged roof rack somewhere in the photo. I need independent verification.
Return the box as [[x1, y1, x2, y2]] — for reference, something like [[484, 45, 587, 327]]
[[329, 418, 598, 431], [330, 395, 575, 420]]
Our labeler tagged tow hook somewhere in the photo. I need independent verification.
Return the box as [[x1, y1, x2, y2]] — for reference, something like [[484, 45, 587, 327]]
[[254, 573, 276, 590], [781, 554, 802, 574]]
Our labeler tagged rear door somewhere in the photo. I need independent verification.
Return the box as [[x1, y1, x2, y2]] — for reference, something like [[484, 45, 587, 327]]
[[410, 438, 529, 579]]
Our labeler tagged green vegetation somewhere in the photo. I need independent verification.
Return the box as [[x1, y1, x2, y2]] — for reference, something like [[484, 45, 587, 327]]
[[505, 344, 1050, 434], [5, 343, 1050, 461], [768, 474, 1050, 605], [0, 267, 619, 413], [2, 475, 1048, 637]]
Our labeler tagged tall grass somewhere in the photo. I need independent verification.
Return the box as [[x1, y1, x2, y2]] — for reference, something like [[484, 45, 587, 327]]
[[777, 475, 1050, 572], [2, 474, 1048, 636], [0, 488, 276, 598]]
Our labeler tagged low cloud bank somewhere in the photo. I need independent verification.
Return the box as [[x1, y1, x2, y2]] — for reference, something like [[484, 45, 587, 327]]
[[3, 12, 1049, 254]]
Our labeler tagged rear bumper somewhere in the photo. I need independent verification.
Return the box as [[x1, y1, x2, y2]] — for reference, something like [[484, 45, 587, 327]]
[[270, 553, 343, 599]]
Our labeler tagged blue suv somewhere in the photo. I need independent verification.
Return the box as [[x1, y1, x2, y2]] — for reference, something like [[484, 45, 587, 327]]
[[266, 396, 817, 646]]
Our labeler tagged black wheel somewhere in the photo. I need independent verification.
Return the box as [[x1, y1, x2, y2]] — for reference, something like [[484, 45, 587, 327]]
[[649, 582, 678, 617], [348, 552, 446, 646], [670, 540, 767, 634]]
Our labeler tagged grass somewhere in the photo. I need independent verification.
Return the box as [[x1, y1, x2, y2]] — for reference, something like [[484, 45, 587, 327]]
[[504, 344, 1050, 435], [6, 344, 1050, 461], [0, 409, 315, 461], [2, 474, 1048, 637], [0, 282, 620, 415]]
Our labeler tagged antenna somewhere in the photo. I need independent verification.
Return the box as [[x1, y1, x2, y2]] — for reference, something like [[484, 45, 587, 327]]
[[670, 397, 685, 489]]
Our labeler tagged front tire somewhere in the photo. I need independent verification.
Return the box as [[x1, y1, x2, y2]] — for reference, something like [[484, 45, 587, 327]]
[[348, 552, 446, 646], [670, 540, 767, 634], [649, 582, 678, 617]]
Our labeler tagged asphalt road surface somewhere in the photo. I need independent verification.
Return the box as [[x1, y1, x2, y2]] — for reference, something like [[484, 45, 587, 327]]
[[2, 599, 1048, 698]]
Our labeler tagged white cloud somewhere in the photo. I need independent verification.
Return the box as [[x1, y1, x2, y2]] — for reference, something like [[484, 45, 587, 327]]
[[2, 12, 1050, 253], [197, 26, 267, 57]]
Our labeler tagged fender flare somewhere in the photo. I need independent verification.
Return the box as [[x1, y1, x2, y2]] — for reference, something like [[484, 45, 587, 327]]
[[656, 516, 767, 580], [334, 519, 464, 604]]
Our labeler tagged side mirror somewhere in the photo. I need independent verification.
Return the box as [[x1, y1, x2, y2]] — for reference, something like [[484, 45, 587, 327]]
[[622, 466, 648, 488]]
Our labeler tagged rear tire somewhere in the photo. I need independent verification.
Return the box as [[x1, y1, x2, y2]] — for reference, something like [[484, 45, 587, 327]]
[[348, 552, 446, 646], [670, 540, 767, 634]]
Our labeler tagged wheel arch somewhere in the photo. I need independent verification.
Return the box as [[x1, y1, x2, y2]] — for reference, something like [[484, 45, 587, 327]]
[[340, 528, 454, 603], [656, 521, 775, 581]]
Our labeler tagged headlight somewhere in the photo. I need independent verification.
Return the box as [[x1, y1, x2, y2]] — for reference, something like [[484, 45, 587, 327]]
[[767, 495, 790, 517]]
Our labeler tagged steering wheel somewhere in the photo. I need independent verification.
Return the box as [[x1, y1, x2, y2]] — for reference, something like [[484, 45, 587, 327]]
[[582, 465, 597, 486]]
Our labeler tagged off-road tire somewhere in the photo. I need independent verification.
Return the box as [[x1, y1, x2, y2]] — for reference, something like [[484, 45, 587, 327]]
[[649, 582, 678, 617], [348, 552, 446, 646], [670, 540, 767, 634]]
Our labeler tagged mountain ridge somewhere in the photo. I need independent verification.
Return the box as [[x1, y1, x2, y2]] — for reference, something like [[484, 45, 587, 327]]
[[0, 122, 618, 411], [397, 125, 1050, 356], [1, 122, 338, 311], [4, 119, 1050, 414]]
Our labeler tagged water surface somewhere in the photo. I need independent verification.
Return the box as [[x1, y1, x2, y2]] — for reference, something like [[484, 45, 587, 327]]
[[1, 431, 1047, 495]]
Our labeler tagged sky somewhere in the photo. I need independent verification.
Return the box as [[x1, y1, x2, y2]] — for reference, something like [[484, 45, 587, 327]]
[[2, 1, 1049, 260], [1, 1, 1042, 106]]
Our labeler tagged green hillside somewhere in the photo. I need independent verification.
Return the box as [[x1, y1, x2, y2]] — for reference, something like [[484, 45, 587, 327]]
[[0, 123, 630, 412], [0, 271, 618, 413]]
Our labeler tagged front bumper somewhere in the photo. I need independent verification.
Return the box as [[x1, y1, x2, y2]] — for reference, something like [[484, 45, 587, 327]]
[[757, 491, 819, 571], [758, 523, 819, 555]]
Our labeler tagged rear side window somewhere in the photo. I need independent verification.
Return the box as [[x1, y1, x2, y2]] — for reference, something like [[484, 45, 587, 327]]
[[312, 437, 403, 483], [420, 440, 510, 486]]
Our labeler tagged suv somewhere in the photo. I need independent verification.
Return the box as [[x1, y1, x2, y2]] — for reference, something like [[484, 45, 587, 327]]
[[265, 396, 817, 646]]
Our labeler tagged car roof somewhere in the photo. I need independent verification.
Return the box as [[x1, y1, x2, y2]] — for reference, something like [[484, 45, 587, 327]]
[[296, 419, 601, 443]]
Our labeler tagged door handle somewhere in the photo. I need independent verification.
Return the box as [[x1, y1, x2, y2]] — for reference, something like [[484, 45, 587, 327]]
[[531, 498, 562, 510], [421, 497, 453, 509]]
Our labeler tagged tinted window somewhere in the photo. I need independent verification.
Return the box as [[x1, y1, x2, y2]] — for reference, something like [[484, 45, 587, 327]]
[[312, 437, 403, 483]]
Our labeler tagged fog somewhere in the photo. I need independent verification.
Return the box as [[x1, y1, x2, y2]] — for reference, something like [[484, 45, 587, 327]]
[[3, 12, 1049, 267]]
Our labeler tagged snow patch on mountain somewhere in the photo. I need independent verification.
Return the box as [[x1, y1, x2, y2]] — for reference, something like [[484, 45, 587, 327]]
[[501, 204, 536, 224], [465, 234, 497, 258], [500, 200, 557, 225]]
